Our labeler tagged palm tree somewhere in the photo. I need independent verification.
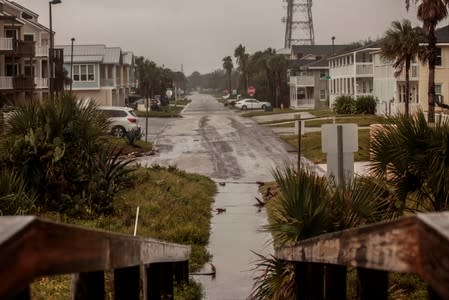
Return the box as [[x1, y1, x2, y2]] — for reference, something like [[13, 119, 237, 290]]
[[381, 19, 424, 116], [234, 44, 250, 94], [250, 166, 390, 298], [405, 0, 449, 122], [222, 56, 233, 93], [370, 111, 449, 212]]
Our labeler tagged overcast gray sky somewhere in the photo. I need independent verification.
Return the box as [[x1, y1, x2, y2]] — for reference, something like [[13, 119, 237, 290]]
[[16, 0, 424, 75]]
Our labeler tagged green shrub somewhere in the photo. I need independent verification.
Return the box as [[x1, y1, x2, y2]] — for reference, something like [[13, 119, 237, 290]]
[[332, 95, 356, 114], [174, 281, 203, 300], [0, 168, 37, 215], [124, 128, 143, 146], [356, 96, 377, 114]]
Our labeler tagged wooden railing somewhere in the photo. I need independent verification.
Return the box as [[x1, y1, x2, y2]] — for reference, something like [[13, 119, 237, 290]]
[[0, 216, 190, 300], [275, 212, 449, 299]]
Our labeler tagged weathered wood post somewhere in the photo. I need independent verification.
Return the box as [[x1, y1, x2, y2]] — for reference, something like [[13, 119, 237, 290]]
[[357, 267, 388, 300], [325, 265, 346, 300], [114, 266, 140, 300], [72, 271, 105, 300]]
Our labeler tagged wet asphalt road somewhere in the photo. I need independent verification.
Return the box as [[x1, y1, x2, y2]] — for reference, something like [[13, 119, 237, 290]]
[[138, 93, 295, 299]]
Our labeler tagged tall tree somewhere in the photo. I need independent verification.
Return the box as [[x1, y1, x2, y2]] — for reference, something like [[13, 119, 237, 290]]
[[405, 0, 449, 122], [222, 56, 234, 93], [381, 19, 424, 116], [268, 54, 288, 108], [234, 44, 250, 93]]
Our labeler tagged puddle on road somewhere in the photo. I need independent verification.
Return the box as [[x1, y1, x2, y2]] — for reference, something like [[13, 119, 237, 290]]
[[194, 183, 273, 300]]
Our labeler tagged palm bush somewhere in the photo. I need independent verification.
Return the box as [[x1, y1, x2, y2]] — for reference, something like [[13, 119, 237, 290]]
[[0, 93, 133, 215], [370, 111, 449, 212], [250, 166, 390, 298], [124, 128, 143, 146], [0, 168, 37, 215], [355, 96, 377, 114], [333, 95, 356, 114]]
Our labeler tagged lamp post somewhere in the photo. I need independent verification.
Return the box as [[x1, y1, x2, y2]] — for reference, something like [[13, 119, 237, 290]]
[[70, 37, 75, 93], [331, 36, 335, 55], [49, 0, 61, 100]]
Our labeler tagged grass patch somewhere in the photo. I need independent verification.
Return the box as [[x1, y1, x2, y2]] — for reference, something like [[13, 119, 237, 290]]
[[308, 109, 335, 118], [170, 99, 191, 106], [281, 129, 370, 163], [109, 137, 153, 154], [32, 165, 217, 299], [304, 115, 385, 127], [268, 122, 295, 128], [136, 106, 183, 118], [240, 108, 297, 117]]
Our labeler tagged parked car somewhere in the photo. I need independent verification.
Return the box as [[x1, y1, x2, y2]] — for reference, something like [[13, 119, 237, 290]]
[[224, 98, 239, 107], [98, 106, 141, 137], [235, 98, 271, 110]]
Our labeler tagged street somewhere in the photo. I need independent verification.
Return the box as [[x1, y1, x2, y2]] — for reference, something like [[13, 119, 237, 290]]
[[138, 93, 295, 299]]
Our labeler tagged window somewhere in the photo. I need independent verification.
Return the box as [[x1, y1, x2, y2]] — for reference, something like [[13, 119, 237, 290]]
[[436, 48, 442, 66], [435, 84, 442, 95], [320, 89, 326, 100], [73, 64, 95, 82], [23, 34, 34, 42]]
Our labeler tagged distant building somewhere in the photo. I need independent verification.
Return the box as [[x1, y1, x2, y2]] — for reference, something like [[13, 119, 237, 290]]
[[0, 0, 51, 104], [57, 44, 136, 106], [288, 45, 347, 109], [327, 44, 381, 108]]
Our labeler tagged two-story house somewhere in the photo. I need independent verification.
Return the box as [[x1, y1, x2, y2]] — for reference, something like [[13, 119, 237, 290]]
[[58, 44, 135, 106], [328, 43, 380, 108], [0, 0, 51, 104], [289, 45, 348, 109], [418, 24, 449, 114], [372, 50, 420, 115]]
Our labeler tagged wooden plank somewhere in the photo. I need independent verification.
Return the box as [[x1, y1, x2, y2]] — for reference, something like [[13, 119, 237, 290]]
[[276, 216, 420, 272], [356, 267, 387, 300], [0, 216, 190, 299], [72, 271, 105, 300], [114, 266, 140, 300]]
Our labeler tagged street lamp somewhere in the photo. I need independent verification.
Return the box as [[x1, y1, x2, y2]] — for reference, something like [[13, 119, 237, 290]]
[[49, 0, 61, 100], [331, 36, 335, 55], [70, 37, 75, 93]]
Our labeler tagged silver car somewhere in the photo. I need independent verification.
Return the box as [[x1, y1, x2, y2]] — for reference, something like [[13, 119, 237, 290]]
[[235, 98, 271, 110]]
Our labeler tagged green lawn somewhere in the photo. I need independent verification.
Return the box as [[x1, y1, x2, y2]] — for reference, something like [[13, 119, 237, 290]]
[[32, 166, 217, 299], [240, 108, 297, 117], [136, 106, 183, 117], [308, 109, 335, 118], [281, 129, 371, 163], [170, 99, 191, 106], [109, 136, 153, 154], [304, 115, 385, 127], [268, 122, 295, 128]]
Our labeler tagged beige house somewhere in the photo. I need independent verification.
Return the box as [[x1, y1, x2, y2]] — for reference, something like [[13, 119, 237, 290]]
[[418, 25, 449, 113], [0, 0, 51, 104]]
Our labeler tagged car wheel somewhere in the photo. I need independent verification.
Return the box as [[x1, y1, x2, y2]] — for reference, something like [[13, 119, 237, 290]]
[[111, 126, 126, 137], [261, 104, 266, 110], [242, 105, 247, 111]]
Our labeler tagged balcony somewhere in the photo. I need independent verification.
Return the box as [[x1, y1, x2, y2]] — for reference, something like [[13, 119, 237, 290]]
[[356, 63, 373, 76], [0, 38, 13, 51], [35, 46, 48, 57], [0, 77, 13, 90], [14, 77, 35, 90], [35, 77, 48, 89], [101, 79, 114, 87], [289, 75, 315, 87]]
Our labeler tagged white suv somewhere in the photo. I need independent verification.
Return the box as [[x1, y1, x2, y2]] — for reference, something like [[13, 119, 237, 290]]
[[98, 106, 141, 137]]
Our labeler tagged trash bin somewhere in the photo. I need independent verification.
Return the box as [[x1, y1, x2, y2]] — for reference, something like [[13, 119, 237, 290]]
[[264, 105, 273, 112]]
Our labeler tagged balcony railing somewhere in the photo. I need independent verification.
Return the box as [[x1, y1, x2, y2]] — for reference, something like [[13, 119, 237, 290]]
[[356, 63, 373, 76], [34, 77, 48, 89], [101, 78, 114, 87], [0, 38, 13, 51], [14, 77, 35, 90], [290, 75, 315, 87], [35, 46, 48, 57], [0, 77, 13, 90]]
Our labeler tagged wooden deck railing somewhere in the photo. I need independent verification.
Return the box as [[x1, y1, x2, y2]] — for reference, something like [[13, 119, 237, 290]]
[[275, 212, 449, 300], [0, 216, 190, 300]]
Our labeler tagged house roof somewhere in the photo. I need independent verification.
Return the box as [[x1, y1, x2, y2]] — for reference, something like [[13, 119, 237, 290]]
[[291, 44, 349, 57], [56, 44, 123, 64], [436, 25, 449, 43], [328, 41, 382, 59], [7, 1, 38, 18], [122, 51, 133, 65]]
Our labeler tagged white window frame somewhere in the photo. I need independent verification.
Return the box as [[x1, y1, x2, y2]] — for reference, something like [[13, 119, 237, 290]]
[[73, 64, 95, 82]]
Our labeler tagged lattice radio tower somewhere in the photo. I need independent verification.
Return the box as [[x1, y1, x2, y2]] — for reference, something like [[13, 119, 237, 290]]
[[282, 0, 315, 48]]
